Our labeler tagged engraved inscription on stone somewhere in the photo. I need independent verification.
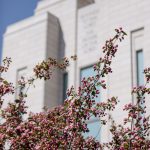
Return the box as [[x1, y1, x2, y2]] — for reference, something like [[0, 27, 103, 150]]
[[78, 7, 99, 54]]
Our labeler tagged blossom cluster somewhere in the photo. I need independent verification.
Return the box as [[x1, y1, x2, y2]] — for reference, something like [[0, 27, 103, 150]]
[[3, 29, 150, 150], [106, 73, 150, 149]]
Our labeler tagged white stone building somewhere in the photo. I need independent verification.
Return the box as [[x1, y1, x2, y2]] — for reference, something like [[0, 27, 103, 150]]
[[2, 0, 150, 143]]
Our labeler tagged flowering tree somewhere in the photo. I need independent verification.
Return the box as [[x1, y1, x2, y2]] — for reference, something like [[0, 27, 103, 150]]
[[0, 28, 149, 149]]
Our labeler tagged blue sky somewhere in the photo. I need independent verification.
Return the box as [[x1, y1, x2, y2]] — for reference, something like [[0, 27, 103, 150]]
[[0, 0, 39, 62]]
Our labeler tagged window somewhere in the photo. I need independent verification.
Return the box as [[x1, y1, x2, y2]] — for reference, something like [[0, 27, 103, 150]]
[[136, 50, 145, 124], [62, 72, 68, 101], [80, 65, 101, 140], [131, 28, 144, 89], [131, 29, 144, 120], [136, 50, 144, 86], [16, 67, 27, 98]]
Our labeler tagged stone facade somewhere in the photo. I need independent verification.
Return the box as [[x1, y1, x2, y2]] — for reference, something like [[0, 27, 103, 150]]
[[2, 0, 150, 143]]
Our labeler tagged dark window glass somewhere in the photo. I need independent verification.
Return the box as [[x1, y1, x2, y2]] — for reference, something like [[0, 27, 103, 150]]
[[62, 73, 68, 102]]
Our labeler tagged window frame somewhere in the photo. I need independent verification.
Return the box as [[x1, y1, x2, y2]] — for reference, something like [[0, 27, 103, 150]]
[[131, 28, 144, 102], [131, 28, 145, 122]]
